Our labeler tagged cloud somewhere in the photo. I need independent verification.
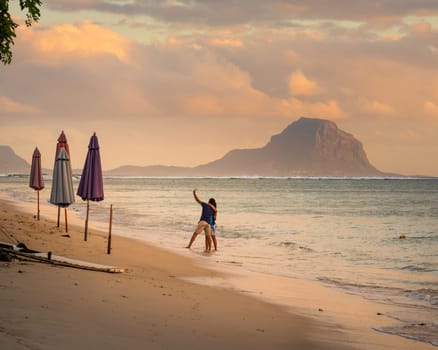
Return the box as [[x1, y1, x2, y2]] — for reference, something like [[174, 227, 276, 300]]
[[17, 21, 132, 64], [410, 21, 433, 35], [360, 99, 395, 116], [43, 0, 438, 27], [5, 16, 437, 124], [286, 98, 345, 120], [5, 16, 438, 125], [424, 100, 438, 117], [209, 38, 243, 48], [176, 59, 289, 118], [288, 71, 322, 97], [2, 8, 438, 174], [0, 96, 38, 114]]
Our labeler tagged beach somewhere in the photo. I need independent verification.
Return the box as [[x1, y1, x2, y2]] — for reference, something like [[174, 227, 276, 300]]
[[0, 193, 435, 350]]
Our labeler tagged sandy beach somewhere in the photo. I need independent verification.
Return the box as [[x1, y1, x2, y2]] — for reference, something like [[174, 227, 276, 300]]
[[0, 196, 434, 350]]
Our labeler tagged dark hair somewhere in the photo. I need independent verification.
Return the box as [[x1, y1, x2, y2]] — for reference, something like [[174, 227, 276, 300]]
[[208, 198, 216, 207]]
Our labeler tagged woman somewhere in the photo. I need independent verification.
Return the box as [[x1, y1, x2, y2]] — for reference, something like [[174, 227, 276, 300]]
[[207, 198, 218, 251]]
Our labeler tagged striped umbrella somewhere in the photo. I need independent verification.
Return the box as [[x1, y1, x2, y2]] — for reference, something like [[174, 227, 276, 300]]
[[29, 147, 44, 220], [50, 147, 75, 232], [53, 131, 72, 228]]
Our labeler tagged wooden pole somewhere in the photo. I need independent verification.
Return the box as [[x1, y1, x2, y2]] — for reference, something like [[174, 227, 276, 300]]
[[107, 204, 113, 255], [57, 206, 60, 227], [64, 208, 68, 233], [37, 191, 40, 220], [84, 200, 90, 241]]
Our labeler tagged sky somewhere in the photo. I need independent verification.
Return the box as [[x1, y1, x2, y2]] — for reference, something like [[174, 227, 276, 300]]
[[1, 0, 438, 176]]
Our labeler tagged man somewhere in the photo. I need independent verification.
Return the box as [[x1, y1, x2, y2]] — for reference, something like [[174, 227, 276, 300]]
[[185, 189, 217, 252]]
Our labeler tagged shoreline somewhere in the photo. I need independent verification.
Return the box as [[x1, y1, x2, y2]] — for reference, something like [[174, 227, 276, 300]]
[[0, 195, 435, 349]]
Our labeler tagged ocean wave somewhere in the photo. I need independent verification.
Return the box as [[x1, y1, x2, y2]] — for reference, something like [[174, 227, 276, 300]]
[[278, 241, 297, 247], [373, 322, 438, 347], [317, 277, 400, 293], [406, 289, 438, 306], [401, 264, 438, 273], [318, 277, 438, 311]]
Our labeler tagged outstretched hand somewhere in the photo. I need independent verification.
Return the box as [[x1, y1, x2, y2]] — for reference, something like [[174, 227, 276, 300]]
[[193, 189, 201, 203]]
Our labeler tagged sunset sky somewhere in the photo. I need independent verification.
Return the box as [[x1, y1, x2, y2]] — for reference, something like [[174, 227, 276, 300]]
[[1, 1, 438, 176]]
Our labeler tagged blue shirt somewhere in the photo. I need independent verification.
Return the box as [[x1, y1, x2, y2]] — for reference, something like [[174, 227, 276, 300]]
[[200, 202, 214, 223]]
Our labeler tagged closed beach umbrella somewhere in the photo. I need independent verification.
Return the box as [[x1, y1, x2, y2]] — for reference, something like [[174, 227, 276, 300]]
[[29, 147, 44, 220], [50, 147, 75, 232], [77, 132, 104, 241], [53, 131, 72, 228]]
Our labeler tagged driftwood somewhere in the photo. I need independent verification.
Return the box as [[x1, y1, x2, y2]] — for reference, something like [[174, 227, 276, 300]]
[[0, 243, 124, 273]]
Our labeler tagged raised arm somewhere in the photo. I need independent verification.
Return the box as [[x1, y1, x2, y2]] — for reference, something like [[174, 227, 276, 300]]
[[193, 189, 202, 204]]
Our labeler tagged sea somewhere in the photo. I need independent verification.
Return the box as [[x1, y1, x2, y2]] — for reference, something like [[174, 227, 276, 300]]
[[0, 175, 437, 346]]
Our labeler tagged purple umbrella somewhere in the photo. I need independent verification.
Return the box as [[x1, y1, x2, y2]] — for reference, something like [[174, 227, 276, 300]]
[[77, 132, 104, 241], [29, 147, 44, 220]]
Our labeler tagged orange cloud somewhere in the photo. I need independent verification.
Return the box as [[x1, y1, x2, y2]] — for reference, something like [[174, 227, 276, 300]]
[[286, 98, 346, 120], [182, 94, 223, 115], [381, 34, 402, 41], [288, 71, 322, 97], [209, 38, 243, 48], [361, 99, 395, 116], [410, 21, 432, 35], [161, 0, 191, 8], [283, 49, 298, 62], [177, 59, 348, 120], [179, 60, 284, 118], [305, 32, 325, 41], [181, 87, 289, 119], [366, 15, 401, 29], [190, 60, 252, 90], [18, 21, 132, 64], [424, 100, 438, 117]]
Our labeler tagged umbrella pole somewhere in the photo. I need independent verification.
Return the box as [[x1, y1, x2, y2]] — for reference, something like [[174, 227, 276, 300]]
[[107, 204, 113, 254], [65, 208, 68, 233], [37, 191, 40, 220], [57, 206, 60, 227], [84, 200, 90, 241]]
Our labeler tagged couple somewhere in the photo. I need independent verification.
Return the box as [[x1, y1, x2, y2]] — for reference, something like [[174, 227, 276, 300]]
[[185, 189, 217, 252]]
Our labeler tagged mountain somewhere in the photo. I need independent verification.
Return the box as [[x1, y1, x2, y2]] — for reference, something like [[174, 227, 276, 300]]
[[107, 117, 385, 177], [0, 146, 30, 174]]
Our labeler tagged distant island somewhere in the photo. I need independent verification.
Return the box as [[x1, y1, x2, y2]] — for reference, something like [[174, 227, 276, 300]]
[[106, 117, 387, 177], [1, 117, 392, 177], [0, 145, 30, 174]]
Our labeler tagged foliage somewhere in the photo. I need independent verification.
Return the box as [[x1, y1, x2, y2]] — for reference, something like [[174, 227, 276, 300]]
[[0, 0, 42, 65]]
